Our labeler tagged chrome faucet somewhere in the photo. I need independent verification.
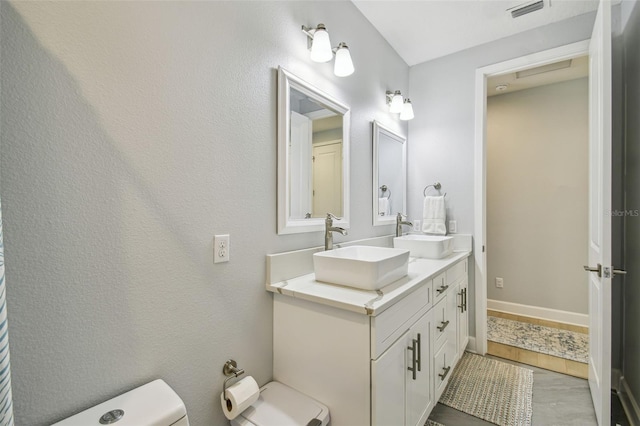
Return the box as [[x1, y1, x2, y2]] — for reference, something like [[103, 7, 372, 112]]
[[325, 213, 347, 251], [396, 213, 413, 237]]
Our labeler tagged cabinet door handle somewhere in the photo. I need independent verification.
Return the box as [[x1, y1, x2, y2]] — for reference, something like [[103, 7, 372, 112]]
[[464, 288, 468, 312], [407, 339, 417, 380], [436, 284, 449, 294], [437, 320, 450, 332], [416, 333, 422, 372], [439, 365, 451, 381], [458, 291, 464, 313]]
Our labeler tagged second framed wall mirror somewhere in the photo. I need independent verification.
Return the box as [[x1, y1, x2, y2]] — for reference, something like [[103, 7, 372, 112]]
[[372, 121, 407, 226]]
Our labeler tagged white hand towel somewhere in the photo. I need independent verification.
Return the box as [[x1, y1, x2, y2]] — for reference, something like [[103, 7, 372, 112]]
[[378, 198, 390, 216], [422, 195, 446, 235]]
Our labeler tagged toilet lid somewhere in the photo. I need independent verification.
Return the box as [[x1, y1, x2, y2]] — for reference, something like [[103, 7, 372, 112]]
[[237, 382, 328, 426]]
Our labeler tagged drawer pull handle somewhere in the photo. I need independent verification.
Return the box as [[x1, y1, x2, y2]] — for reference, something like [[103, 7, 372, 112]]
[[416, 333, 422, 372], [463, 288, 467, 312], [439, 366, 451, 381], [437, 320, 450, 332], [407, 339, 417, 380], [436, 284, 449, 294]]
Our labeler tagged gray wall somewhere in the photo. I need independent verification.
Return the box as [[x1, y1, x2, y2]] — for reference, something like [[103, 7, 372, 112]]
[[621, 0, 640, 409], [0, 2, 409, 425], [486, 79, 589, 314], [408, 12, 596, 337]]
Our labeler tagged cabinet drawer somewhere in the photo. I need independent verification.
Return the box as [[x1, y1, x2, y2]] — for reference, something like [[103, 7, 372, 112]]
[[371, 279, 432, 359], [446, 259, 467, 286], [431, 296, 454, 351], [433, 339, 456, 401], [432, 272, 448, 304]]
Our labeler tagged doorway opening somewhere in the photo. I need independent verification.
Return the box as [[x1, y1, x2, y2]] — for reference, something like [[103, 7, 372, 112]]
[[484, 55, 590, 378], [473, 40, 591, 359]]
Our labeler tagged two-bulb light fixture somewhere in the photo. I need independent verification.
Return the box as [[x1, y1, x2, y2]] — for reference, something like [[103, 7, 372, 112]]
[[386, 90, 414, 121], [301, 23, 355, 77]]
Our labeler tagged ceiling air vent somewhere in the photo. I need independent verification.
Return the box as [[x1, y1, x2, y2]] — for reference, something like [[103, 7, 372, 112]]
[[509, 0, 545, 18]]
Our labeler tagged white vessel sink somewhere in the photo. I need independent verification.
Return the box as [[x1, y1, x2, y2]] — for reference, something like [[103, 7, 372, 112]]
[[313, 245, 410, 291], [393, 235, 454, 259]]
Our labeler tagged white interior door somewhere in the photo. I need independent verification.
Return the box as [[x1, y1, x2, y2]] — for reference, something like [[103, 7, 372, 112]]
[[312, 142, 343, 218], [289, 111, 313, 219], [586, 1, 612, 424]]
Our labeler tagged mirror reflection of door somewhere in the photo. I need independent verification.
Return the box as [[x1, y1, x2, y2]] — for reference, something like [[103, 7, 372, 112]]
[[289, 87, 344, 219], [312, 141, 343, 218], [289, 111, 313, 219]]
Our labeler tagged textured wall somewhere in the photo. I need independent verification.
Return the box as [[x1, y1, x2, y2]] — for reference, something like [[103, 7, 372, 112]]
[[486, 79, 589, 314], [622, 0, 640, 408], [408, 12, 596, 337], [0, 2, 408, 425]]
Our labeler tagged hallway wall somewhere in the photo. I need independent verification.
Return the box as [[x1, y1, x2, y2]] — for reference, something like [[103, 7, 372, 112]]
[[486, 78, 589, 315]]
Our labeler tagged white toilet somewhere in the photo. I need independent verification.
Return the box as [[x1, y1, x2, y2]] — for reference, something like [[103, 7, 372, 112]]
[[51, 379, 189, 426], [230, 381, 330, 426], [52, 379, 330, 426]]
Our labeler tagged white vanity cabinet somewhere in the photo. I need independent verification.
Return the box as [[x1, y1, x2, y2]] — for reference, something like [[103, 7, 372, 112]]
[[372, 286, 433, 426], [272, 256, 469, 426]]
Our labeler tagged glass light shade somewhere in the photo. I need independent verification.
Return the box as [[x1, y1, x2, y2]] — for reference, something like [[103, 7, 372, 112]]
[[400, 99, 414, 121], [389, 91, 403, 113], [310, 25, 333, 63], [334, 44, 354, 77]]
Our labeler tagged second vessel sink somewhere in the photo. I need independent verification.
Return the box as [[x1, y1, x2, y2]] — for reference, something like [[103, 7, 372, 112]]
[[394, 235, 454, 259], [313, 245, 410, 291]]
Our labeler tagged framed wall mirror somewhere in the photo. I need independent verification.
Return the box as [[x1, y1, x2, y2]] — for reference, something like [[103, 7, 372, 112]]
[[277, 67, 351, 234], [372, 120, 407, 226]]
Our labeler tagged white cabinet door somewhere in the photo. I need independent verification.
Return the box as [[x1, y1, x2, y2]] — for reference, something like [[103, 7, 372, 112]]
[[406, 311, 433, 426], [457, 278, 469, 358], [372, 330, 408, 426]]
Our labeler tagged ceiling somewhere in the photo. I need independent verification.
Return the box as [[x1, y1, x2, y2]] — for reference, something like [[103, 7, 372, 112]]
[[352, 0, 599, 66], [487, 54, 589, 96]]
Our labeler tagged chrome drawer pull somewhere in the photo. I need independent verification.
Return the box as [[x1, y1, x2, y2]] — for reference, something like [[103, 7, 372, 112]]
[[437, 320, 450, 332], [436, 284, 449, 294], [439, 366, 451, 381], [407, 339, 417, 380], [416, 333, 422, 372]]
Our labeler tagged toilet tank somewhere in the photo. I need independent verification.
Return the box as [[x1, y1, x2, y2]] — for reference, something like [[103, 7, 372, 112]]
[[52, 379, 189, 426]]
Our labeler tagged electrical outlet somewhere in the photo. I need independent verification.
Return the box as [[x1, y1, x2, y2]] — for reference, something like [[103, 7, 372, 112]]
[[413, 220, 421, 232], [448, 220, 457, 233], [495, 277, 504, 288], [214, 234, 230, 263]]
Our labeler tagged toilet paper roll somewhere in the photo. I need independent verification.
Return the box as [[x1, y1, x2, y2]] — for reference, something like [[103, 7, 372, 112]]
[[220, 376, 260, 420]]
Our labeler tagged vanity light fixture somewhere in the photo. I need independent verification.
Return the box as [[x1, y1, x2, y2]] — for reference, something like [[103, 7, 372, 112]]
[[386, 90, 414, 120], [302, 24, 355, 77], [400, 99, 414, 121]]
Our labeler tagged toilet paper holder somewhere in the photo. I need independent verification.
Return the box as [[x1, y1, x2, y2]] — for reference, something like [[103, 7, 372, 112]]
[[222, 359, 245, 400]]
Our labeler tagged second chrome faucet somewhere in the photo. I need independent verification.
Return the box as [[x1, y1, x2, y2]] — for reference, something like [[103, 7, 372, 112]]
[[325, 213, 347, 250], [396, 213, 413, 237]]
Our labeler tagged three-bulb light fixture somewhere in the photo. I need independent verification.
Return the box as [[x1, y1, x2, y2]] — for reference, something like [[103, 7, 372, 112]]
[[386, 90, 414, 121], [301, 23, 355, 77]]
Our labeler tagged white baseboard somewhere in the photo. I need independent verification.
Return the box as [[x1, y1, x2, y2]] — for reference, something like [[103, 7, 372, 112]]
[[466, 337, 477, 354], [620, 376, 640, 426], [487, 299, 589, 327]]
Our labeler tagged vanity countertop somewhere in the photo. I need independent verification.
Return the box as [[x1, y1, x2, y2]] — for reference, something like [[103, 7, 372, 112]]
[[266, 250, 471, 316]]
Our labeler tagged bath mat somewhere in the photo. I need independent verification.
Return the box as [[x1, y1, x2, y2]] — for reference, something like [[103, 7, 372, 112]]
[[487, 316, 588, 363], [426, 420, 445, 426], [439, 352, 533, 426]]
